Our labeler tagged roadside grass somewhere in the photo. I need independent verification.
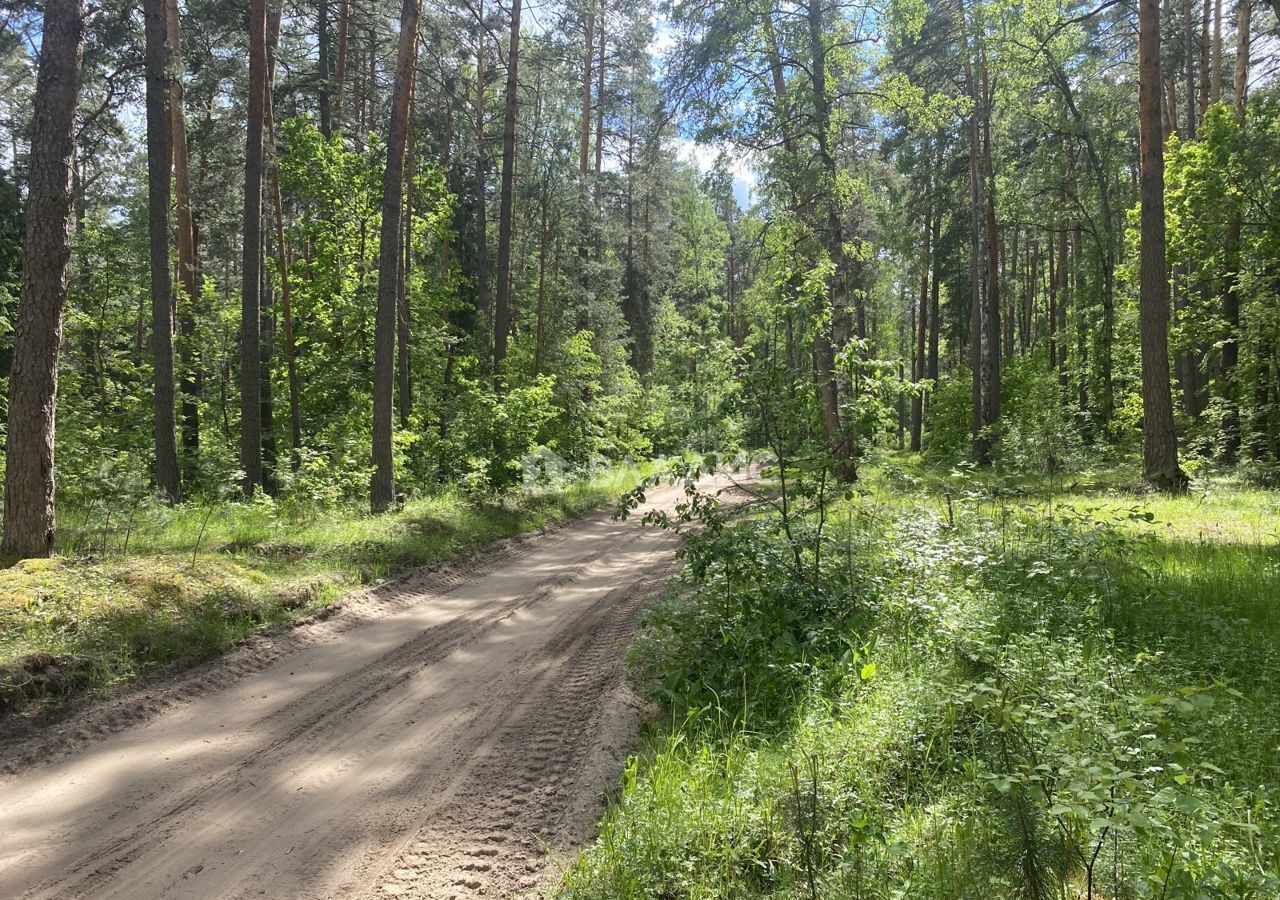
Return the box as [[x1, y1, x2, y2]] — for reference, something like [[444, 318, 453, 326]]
[[559, 457, 1280, 899], [0, 462, 654, 719]]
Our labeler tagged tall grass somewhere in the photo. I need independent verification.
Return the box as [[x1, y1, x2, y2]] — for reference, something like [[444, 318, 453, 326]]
[[558, 465, 1280, 899]]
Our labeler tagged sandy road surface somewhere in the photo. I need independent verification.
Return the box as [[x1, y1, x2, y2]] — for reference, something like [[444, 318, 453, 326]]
[[0, 474, 734, 899]]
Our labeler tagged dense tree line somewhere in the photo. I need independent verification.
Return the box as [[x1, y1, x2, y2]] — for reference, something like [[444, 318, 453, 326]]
[[1, 0, 1277, 556]]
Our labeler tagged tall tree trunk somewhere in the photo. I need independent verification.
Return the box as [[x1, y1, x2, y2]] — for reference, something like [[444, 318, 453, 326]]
[[1184, 0, 1197, 137], [1137, 0, 1186, 489], [1074, 224, 1090, 439], [806, 0, 853, 477], [534, 192, 548, 376], [371, 0, 420, 513], [398, 78, 415, 424], [580, 10, 593, 180], [1210, 0, 1223, 103], [333, 0, 349, 132], [1048, 230, 1058, 369], [593, 13, 604, 206], [1220, 0, 1250, 462], [1056, 200, 1068, 390], [265, 56, 303, 467], [260, 235, 278, 494], [1026, 239, 1037, 351], [928, 206, 940, 388], [1100, 254, 1115, 438], [365, 27, 377, 139], [981, 53, 1001, 444], [575, 8, 594, 332], [1198, 0, 1211, 121], [1, 0, 84, 559], [318, 0, 332, 137], [962, 12, 994, 463], [1006, 226, 1019, 357], [910, 200, 929, 452], [166, 0, 200, 470], [240, 0, 267, 496], [145, 0, 180, 501], [473, 9, 491, 356], [492, 0, 521, 381]]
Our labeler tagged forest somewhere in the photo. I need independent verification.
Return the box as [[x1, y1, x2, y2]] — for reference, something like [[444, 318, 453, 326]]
[[1, 0, 1279, 896]]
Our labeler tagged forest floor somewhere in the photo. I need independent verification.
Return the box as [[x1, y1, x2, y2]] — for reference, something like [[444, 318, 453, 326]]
[[559, 457, 1280, 898], [0, 464, 655, 720], [0, 470, 744, 900]]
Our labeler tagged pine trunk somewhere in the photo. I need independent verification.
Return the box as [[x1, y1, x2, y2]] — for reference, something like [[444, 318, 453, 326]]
[[371, 0, 420, 512], [398, 79, 415, 424], [1137, 0, 1186, 489], [333, 0, 349, 131], [473, 10, 491, 355], [910, 201, 929, 452], [240, 0, 267, 496], [144, 0, 180, 501], [318, 0, 332, 137], [1221, 0, 1250, 462], [492, 0, 521, 381], [166, 0, 201, 468], [1, 0, 84, 559], [266, 62, 303, 467]]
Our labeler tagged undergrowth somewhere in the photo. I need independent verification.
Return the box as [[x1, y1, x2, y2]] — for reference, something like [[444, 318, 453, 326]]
[[559, 459, 1280, 899], [0, 461, 653, 718]]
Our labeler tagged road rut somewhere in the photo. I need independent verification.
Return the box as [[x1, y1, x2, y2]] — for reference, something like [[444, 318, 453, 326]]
[[0, 476, 719, 899]]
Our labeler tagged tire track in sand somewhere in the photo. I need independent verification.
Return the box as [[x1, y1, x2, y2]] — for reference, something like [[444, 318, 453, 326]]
[[0, 473, 742, 900]]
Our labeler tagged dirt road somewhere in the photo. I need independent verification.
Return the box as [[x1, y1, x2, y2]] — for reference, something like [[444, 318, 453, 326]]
[[0, 475, 724, 899]]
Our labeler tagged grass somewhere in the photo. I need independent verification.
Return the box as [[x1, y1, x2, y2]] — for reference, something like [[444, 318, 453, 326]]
[[0, 461, 655, 718], [557, 455, 1280, 899]]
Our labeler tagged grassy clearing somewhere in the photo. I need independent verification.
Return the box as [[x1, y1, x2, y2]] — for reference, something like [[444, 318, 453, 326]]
[[0, 462, 654, 718], [558, 457, 1280, 899]]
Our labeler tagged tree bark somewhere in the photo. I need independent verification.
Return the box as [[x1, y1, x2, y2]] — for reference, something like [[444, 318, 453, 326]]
[[580, 10, 593, 181], [910, 194, 929, 452], [473, 8, 491, 356], [398, 77, 415, 424], [318, 0, 332, 137], [1075, 223, 1090, 437], [594, 13, 604, 206], [145, 0, 181, 501], [1006, 226, 1019, 357], [1137, 0, 1186, 489], [1198, 0, 1211, 122], [265, 56, 303, 467], [333, 0, 349, 132], [805, 0, 853, 477], [260, 235, 278, 494], [928, 206, 940, 385], [534, 194, 548, 376], [1210, 0, 1223, 103], [166, 0, 201, 469], [1184, 0, 1197, 137], [240, 0, 267, 496], [575, 7, 594, 332], [981, 56, 1001, 438], [1, 0, 84, 559], [962, 7, 996, 464], [492, 0, 521, 381], [371, 0, 420, 512], [1056, 196, 1068, 390], [1220, 0, 1250, 462]]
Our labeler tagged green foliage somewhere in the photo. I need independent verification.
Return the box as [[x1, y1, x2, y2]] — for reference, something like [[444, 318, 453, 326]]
[[562, 466, 1280, 899], [0, 166, 20, 387], [925, 354, 1085, 477]]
